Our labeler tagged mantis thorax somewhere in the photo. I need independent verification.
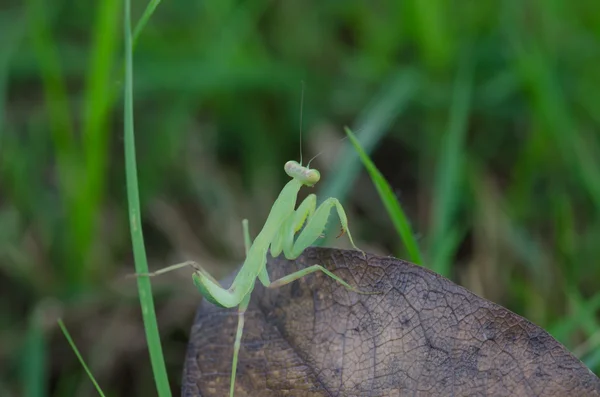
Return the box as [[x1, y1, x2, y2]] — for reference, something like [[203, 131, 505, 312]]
[[284, 160, 320, 187]]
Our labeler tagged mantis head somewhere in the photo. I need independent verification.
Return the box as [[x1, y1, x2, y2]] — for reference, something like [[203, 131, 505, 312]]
[[285, 160, 321, 187]]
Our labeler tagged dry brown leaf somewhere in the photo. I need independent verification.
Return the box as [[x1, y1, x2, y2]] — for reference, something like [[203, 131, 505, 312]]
[[183, 247, 600, 396]]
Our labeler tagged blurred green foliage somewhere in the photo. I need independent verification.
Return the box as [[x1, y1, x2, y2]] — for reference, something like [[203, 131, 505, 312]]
[[1, 0, 599, 395]]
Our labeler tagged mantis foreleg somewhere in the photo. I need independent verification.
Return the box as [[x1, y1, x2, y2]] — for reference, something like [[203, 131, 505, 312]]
[[286, 196, 361, 259], [270, 194, 316, 257], [261, 195, 373, 295]]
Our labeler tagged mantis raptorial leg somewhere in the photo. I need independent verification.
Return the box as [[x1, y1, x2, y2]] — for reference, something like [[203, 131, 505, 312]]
[[136, 160, 377, 397]]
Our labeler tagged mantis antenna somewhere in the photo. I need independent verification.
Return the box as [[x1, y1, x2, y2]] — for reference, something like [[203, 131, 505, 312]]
[[299, 80, 305, 165], [296, 81, 349, 168], [306, 135, 350, 168]]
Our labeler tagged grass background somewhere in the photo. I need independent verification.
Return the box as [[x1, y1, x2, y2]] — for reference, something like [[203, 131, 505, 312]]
[[1, 0, 600, 395]]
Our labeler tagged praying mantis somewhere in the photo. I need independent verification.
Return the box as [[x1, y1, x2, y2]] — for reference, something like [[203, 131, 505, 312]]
[[139, 156, 375, 396]]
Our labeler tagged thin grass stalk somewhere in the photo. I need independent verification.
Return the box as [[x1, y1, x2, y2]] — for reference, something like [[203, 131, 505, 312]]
[[123, 0, 171, 395]]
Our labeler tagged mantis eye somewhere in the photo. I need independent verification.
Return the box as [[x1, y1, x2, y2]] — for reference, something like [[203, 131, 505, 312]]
[[304, 169, 320, 186], [284, 160, 297, 173]]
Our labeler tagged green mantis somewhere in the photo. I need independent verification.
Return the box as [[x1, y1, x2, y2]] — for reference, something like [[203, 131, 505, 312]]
[[140, 158, 372, 397]]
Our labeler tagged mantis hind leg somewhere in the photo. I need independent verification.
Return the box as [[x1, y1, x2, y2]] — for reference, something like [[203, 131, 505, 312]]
[[132, 260, 199, 278], [267, 264, 358, 292], [265, 264, 377, 295], [189, 219, 259, 309], [229, 292, 251, 397], [139, 220, 256, 311]]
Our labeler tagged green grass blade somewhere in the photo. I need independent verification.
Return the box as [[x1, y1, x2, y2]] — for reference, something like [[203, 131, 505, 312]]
[[73, 0, 121, 281], [132, 0, 162, 50], [26, 0, 81, 286], [107, 0, 164, 106], [25, 0, 74, 153], [429, 55, 473, 276], [345, 127, 422, 264], [505, 3, 600, 211], [320, 69, 419, 204], [57, 319, 106, 397], [408, 0, 453, 69], [22, 310, 46, 397], [123, 0, 172, 395], [317, 69, 419, 248]]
